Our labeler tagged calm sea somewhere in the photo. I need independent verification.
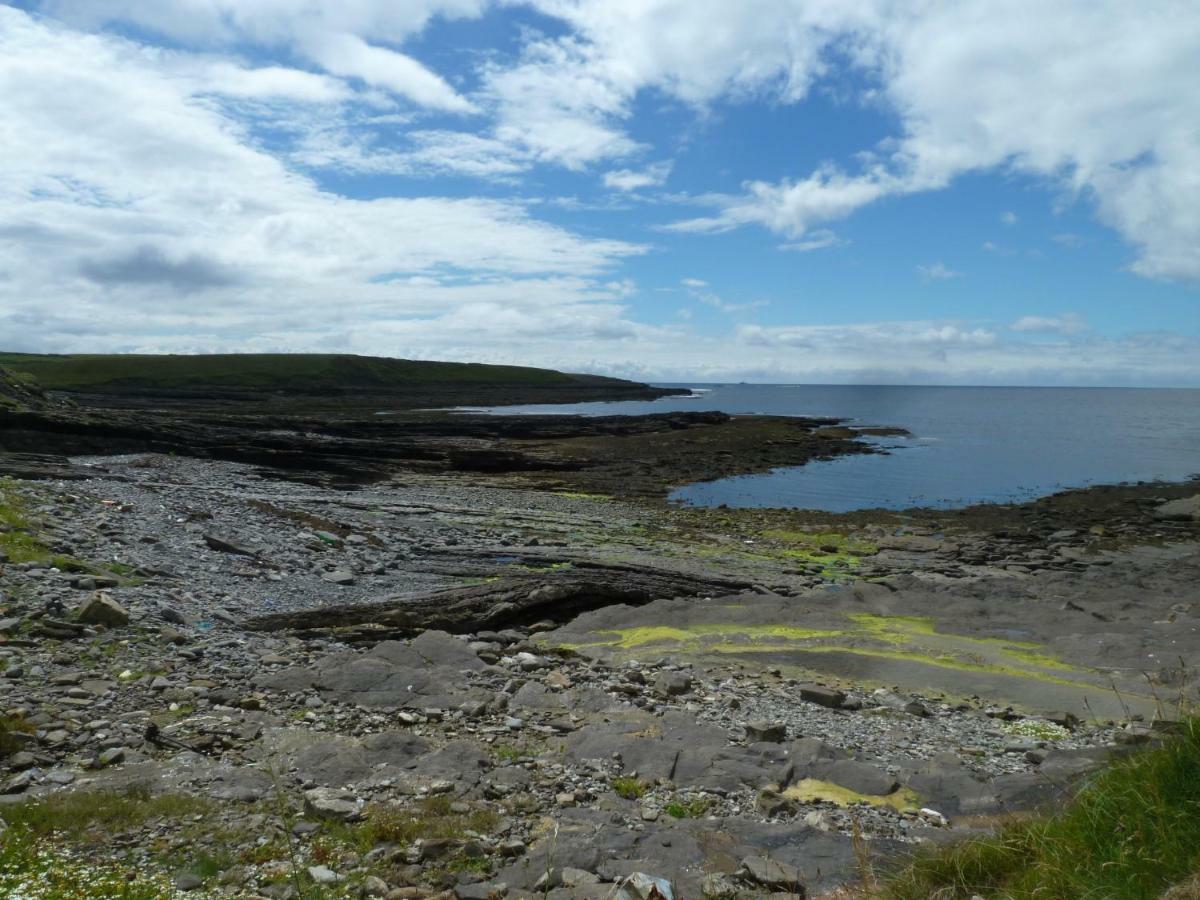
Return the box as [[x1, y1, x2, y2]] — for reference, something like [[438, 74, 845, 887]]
[[467, 384, 1200, 511]]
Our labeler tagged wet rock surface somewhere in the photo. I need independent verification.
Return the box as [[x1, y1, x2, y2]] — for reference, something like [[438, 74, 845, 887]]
[[0, 454, 1196, 897]]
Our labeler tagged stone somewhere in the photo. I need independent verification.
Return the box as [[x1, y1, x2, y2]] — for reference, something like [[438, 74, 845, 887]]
[[175, 873, 205, 892], [744, 721, 787, 743], [7, 752, 35, 771], [904, 700, 932, 718], [75, 593, 129, 628], [303, 788, 363, 822], [737, 856, 805, 894], [799, 684, 846, 709], [3, 771, 32, 794], [561, 867, 601, 887], [321, 570, 356, 586], [455, 884, 507, 900], [614, 873, 676, 900], [655, 671, 692, 696], [1152, 495, 1200, 521], [97, 746, 126, 767], [307, 865, 341, 884], [203, 533, 258, 556], [362, 875, 390, 897]]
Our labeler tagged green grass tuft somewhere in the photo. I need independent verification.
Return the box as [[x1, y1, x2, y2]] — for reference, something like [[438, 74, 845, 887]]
[[0, 787, 213, 841], [882, 718, 1200, 899], [664, 795, 712, 819], [612, 776, 649, 800]]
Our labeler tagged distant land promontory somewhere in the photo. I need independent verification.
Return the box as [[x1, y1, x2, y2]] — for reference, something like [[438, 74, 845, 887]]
[[0, 351, 685, 409]]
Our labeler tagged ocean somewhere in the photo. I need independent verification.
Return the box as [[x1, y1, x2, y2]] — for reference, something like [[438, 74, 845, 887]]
[[467, 384, 1200, 511]]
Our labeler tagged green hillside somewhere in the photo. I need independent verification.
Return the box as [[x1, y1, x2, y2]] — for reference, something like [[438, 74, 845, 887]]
[[0, 352, 635, 394]]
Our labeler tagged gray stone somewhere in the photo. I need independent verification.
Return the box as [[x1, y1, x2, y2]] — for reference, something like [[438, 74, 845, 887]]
[[654, 671, 692, 696], [97, 746, 126, 767], [203, 533, 257, 556], [307, 865, 341, 884], [76, 593, 129, 628], [303, 787, 363, 821], [361, 875, 390, 897], [175, 873, 205, 891], [744, 721, 787, 743], [809, 759, 899, 797], [1152, 495, 1200, 521], [737, 856, 805, 894], [799, 684, 846, 709], [3, 772, 32, 794], [320, 570, 356, 586], [455, 884, 507, 900], [7, 752, 35, 771]]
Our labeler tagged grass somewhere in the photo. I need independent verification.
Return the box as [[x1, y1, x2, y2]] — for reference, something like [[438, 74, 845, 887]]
[[0, 479, 130, 577], [881, 717, 1200, 899], [0, 787, 213, 841], [612, 776, 650, 800], [491, 743, 528, 763], [0, 831, 188, 900], [0, 351, 637, 393], [324, 795, 501, 855], [0, 788, 217, 899], [664, 795, 712, 818]]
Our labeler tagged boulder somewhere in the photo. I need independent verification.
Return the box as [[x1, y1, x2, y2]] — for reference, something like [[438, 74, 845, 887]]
[[1153, 495, 1200, 521], [799, 684, 846, 709], [744, 721, 787, 743], [75, 593, 129, 628], [737, 856, 805, 894], [303, 787, 363, 822]]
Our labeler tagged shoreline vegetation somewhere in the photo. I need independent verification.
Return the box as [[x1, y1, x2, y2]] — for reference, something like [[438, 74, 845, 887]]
[[1, 355, 1198, 898]]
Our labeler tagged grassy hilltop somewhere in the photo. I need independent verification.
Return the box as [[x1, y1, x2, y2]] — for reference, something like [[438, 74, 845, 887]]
[[0, 352, 631, 393]]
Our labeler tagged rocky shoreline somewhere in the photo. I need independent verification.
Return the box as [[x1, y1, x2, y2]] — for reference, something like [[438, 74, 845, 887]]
[[1, 447, 1197, 898]]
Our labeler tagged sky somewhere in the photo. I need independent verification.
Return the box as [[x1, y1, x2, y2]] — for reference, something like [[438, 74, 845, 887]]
[[0, 1, 1198, 386]]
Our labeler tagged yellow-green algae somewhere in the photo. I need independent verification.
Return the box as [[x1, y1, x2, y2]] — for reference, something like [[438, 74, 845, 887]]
[[783, 779, 920, 812], [589, 623, 848, 649], [558, 613, 1103, 690]]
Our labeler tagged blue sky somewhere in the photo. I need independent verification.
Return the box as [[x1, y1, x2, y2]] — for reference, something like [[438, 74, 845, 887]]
[[0, 1, 1197, 384]]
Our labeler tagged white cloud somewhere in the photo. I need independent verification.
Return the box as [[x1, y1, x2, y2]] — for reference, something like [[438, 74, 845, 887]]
[[0, 8, 645, 358], [292, 127, 529, 178], [780, 229, 847, 252], [301, 31, 476, 113], [641, 1, 1200, 283], [40, 0, 484, 112], [681, 279, 768, 314], [1000, 210, 1018, 226], [603, 162, 673, 192], [916, 262, 962, 282], [1010, 313, 1090, 335]]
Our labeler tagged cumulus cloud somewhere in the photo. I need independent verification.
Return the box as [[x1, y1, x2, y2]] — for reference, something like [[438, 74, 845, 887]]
[[603, 162, 673, 192], [633, 1, 1200, 283], [42, 0, 483, 112], [0, 7, 644, 359]]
